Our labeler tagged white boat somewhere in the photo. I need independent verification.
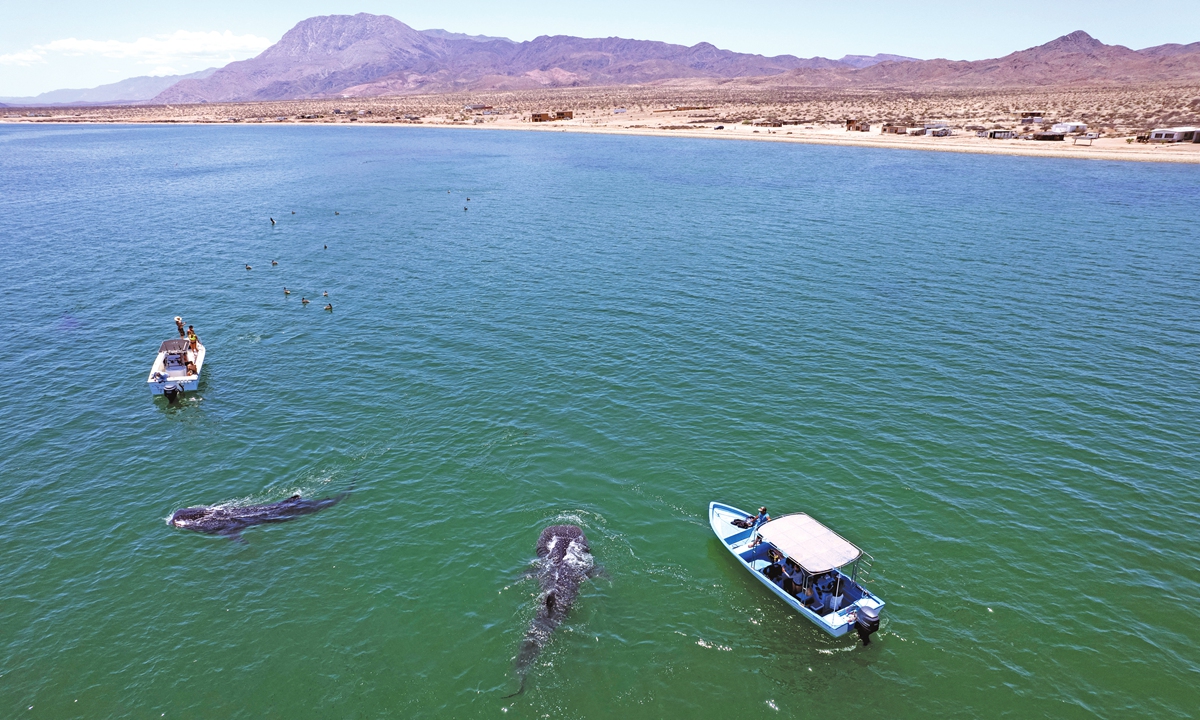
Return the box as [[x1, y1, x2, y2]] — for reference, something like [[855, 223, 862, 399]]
[[147, 338, 205, 400], [709, 501, 885, 644]]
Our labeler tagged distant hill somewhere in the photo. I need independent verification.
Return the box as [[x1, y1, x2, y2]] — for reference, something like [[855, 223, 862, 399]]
[[1137, 41, 1200, 58], [1, 68, 217, 106], [837, 54, 920, 69], [152, 13, 879, 103], [419, 28, 514, 44], [745, 31, 1200, 88]]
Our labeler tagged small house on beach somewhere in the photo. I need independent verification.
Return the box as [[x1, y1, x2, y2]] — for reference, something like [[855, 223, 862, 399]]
[[1147, 127, 1200, 143], [881, 125, 907, 134], [532, 111, 574, 123], [1051, 122, 1087, 134]]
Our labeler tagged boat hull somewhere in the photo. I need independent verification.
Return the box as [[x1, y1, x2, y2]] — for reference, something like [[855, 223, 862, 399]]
[[709, 501, 884, 638], [147, 343, 205, 395]]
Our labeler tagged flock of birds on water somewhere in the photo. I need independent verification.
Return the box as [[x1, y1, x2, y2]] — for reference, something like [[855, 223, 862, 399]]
[[245, 209, 338, 310], [247, 194, 473, 312]]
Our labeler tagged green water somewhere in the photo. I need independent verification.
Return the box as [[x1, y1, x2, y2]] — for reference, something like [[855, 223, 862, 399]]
[[1, 124, 1198, 718]]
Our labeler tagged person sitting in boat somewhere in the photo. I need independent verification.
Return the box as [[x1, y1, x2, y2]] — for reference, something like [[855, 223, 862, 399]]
[[797, 581, 816, 607], [813, 573, 835, 611], [828, 577, 845, 612], [762, 548, 785, 580], [186, 360, 197, 375], [737, 506, 771, 529], [782, 560, 805, 595]]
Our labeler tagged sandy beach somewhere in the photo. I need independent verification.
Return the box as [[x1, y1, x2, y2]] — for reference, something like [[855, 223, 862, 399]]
[[6, 85, 1199, 163]]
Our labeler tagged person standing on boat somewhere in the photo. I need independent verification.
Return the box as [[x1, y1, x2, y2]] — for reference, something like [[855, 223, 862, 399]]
[[175, 316, 186, 338], [186, 326, 199, 352]]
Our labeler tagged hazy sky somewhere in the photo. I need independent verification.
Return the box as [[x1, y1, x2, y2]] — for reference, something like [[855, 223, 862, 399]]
[[2, 0, 1198, 95]]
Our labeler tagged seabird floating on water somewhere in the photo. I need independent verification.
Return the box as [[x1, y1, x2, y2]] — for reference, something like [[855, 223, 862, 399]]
[[301, 297, 310, 305], [270, 218, 276, 225], [324, 303, 333, 312], [271, 260, 278, 266], [284, 287, 291, 295], [322, 291, 328, 297], [334, 211, 340, 215], [245, 264, 252, 270]]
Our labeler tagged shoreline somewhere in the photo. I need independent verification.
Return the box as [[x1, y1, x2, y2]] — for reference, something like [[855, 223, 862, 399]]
[[5, 116, 1199, 165], [494, 122, 1200, 163]]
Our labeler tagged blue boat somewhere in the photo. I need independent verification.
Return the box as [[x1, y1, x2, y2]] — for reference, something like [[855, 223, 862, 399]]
[[709, 501, 885, 645]]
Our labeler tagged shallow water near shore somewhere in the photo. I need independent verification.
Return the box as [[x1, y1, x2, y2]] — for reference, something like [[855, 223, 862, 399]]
[[1, 124, 1198, 719]]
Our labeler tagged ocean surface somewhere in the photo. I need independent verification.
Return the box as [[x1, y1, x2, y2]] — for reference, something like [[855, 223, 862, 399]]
[[1, 124, 1198, 719]]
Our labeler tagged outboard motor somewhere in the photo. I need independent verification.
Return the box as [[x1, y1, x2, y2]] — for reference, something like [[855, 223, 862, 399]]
[[163, 382, 181, 403], [855, 604, 881, 646]]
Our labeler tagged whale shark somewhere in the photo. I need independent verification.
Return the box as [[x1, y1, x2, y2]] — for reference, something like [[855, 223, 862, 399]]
[[168, 491, 348, 542], [505, 524, 601, 698]]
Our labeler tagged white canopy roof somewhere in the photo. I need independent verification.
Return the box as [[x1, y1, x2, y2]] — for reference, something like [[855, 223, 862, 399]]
[[757, 514, 861, 573]]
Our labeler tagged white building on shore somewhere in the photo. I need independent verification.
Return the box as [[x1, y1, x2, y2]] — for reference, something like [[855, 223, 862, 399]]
[[1147, 127, 1199, 143]]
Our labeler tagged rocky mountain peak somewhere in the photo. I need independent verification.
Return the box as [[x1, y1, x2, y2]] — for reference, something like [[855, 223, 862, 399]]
[[265, 13, 435, 59], [1039, 30, 1107, 53]]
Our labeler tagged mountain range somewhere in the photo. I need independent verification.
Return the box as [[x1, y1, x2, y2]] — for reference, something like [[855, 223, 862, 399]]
[[6, 15, 1199, 107], [153, 13, 917, 103], [0, 68, 215, 106], [741, 31, 1200, 89], [151, 17, 1200, 103]]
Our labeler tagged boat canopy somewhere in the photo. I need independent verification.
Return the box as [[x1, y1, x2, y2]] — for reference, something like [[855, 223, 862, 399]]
[[758, 514, 861, 573], [159, 339, 190, 354]]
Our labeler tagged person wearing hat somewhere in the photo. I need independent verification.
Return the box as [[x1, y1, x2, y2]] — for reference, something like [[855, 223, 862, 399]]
[[746, 506, 772, 547], [175, 316, 186, 338]]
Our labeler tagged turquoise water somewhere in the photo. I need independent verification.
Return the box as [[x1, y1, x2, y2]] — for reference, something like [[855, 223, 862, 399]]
[[1, 124, 1198, 718]]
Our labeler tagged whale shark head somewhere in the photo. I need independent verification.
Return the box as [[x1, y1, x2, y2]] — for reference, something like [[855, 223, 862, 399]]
[[169, 506, 211, 527], [536, 525, 590, 562]]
